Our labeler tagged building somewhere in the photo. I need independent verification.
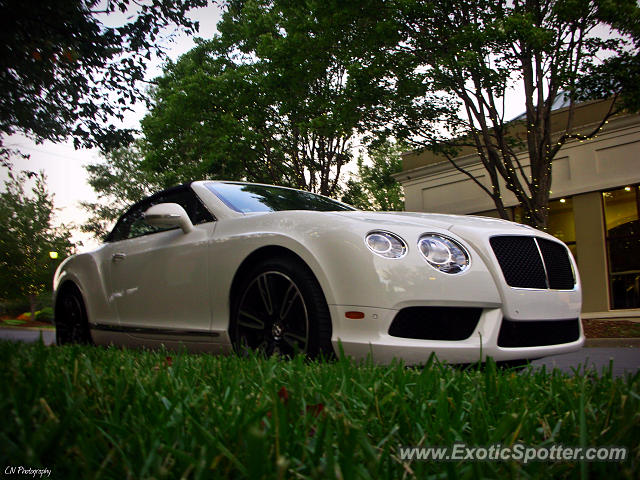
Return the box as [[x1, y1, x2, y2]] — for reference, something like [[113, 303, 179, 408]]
[[394, 100, 640, 316]]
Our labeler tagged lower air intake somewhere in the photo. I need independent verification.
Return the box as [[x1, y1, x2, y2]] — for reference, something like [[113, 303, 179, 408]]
[[388, 307, 482, 341], [497, 318, 581, 348]]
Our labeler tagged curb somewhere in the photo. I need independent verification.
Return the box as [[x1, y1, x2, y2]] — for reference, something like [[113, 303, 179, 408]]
[[584, 338, 640, 348]]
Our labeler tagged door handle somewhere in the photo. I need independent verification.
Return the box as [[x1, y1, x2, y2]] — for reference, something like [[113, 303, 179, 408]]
[[112, 252, 127, 263]]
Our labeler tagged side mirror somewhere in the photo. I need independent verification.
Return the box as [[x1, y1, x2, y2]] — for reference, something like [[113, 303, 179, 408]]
[[143, 203, 194, 234]]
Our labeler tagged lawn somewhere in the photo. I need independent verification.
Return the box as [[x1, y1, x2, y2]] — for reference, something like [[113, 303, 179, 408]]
[[0, 341, 638, 479]]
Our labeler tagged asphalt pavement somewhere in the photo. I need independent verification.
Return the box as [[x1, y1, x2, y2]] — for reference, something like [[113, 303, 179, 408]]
[[529, 348, 640, 377], [0, 328, 55, 345], [0, 328, 638, 376]]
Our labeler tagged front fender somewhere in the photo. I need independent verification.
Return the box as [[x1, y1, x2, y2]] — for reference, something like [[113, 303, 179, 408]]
[[53, 248, 117, 326]]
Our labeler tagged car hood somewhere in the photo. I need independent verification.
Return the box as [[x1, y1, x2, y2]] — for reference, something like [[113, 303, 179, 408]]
[[329, 211, 536, 234]]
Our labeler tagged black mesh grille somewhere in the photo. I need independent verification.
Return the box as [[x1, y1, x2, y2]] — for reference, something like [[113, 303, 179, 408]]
[[489, 236, 547, 288], [498, 318, 580, 347], [537, 239, 575, 289], [388, 307, 482, 341], [490, 236, 575, 290]]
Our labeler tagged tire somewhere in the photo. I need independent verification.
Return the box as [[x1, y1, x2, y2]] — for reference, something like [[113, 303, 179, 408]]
[[230, 256, 333, 359], [55, 285, 93, 345]]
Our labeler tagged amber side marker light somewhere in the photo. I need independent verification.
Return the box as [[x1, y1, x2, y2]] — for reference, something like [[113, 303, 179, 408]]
[[345, 311, 365, 319]]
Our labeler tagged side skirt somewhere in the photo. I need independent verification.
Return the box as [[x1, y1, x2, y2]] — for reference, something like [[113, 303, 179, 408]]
[[90, 322, 221, 338], [89, 323, 232, 354]]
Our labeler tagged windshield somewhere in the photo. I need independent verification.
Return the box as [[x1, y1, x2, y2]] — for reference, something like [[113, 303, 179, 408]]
[[205, 182, 356, 213]]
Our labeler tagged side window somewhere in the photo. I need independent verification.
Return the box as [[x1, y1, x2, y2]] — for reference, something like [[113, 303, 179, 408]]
[[107, 186, 215, 242], [127, 207, 172, 239], [155, 189, 215, 226], [110, 202, 172, 242]]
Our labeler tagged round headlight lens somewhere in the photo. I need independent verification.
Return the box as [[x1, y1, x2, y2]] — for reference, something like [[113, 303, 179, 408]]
[[418, 234, 470, 273], [365, 231, 407, 259]]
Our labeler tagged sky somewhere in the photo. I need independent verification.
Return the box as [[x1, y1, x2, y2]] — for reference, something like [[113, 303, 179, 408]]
[[0, 3, 223, 251]]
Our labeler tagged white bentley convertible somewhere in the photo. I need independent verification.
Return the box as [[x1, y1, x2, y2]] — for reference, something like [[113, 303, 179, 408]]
[[53, 181, 583, 363]]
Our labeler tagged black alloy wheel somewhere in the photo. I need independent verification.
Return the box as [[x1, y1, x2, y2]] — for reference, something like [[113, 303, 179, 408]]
[[232, 257, 333, 359], [55, 287, 93, 345]]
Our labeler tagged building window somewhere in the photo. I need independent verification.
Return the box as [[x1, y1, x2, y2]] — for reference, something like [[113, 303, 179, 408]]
[[547, 197, 577, 259], [603, 185, 640, 310], [511, 198, 577, 259]]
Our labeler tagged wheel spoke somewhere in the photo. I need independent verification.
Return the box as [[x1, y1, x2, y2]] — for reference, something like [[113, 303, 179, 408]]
[[282, 331, 307, 351], [257, 274, 274, 315], [279, 283, 300, 321], [238, 310, 265, 329]]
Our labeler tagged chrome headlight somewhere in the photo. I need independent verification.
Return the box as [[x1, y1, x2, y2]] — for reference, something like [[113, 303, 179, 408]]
[[365, 231, 407, 259], [418, 234, 470, 274]]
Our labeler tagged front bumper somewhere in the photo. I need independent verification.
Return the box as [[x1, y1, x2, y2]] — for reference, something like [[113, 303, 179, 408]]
[[329, 305, 584, 364]]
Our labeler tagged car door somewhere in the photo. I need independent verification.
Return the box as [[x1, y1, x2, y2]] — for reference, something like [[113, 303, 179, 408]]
[[107, 186, 215, 334]]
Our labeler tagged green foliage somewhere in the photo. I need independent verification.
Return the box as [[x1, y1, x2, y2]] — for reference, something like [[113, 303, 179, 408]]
[[0, 171, 75, 307], [83, 0, 639, 224], [0, 0, 207, 164], [81, 142, 162, 239], [373, 0, 640, 227], [34, 307, 54, 322], [0, 342, 638, 478], [141, 0, 395, 196], [342, 142, 405, 211], [1, 319, 25, 326], [576, 0, 640, 112], [141, 39, 265, 187], [0, 297, 30, 317]]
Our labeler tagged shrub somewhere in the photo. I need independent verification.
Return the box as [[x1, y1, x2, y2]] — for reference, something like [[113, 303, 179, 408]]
[[34, 307, 54, 322], [1, 299, 31, 317]]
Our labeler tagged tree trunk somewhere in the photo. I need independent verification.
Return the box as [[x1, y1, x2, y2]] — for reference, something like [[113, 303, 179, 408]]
[[29, 294, 37, 321]]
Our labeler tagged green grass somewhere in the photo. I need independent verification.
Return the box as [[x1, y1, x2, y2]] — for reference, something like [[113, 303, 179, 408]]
[[0, 341, 638, 479], [1, 318, 26, 326], [0, 319, 55, 329]]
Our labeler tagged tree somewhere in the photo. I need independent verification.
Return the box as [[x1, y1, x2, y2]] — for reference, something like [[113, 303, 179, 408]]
[[140, 40, 272, 187], [81, 142, 161, 239], [0, 171, 75, 318], [342, 142, 405, 211], [0, 0, 207, 164], [375, 0, 640, 228], [142, 0, 395, 196]]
